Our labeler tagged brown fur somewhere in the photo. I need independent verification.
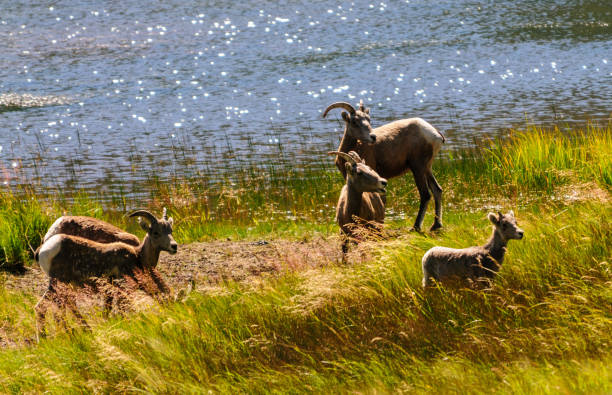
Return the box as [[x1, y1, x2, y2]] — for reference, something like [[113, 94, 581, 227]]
[[35, 266, 173, 338], [332, 152, 387, 254], [44, 216, 140, 246], [324, 101, 445, 231], [34, 210, 177, 338], [44, 235, 147, 282], [422, 211, 524, 287]]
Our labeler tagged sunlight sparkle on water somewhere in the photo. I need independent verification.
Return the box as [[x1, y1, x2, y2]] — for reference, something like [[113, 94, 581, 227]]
[[1, 0, 610, 192]]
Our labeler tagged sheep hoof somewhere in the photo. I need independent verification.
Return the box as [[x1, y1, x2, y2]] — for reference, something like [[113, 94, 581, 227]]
[[409, 226, 423, 233], [429, 222, 443, 232]]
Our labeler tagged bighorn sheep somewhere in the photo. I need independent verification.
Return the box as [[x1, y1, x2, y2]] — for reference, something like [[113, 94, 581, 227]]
[[36, 209, 176, 281], [330, 151, 387, 253], [35, 209, 177, 331], [42, 215, 140, 246], [323, 100, 445, 232], [421, 211, 524, 288]]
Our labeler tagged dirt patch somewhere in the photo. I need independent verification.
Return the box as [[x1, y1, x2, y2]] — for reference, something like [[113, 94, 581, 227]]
[[159, 237, 344, 289], [0, 236, 349, 346], [3, 236, 346, 298]]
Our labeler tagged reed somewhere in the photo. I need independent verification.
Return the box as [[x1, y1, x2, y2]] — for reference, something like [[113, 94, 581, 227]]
[[0, 202, 609, 393], [0, 123, 610, 392], [1, 123, 610, 270]]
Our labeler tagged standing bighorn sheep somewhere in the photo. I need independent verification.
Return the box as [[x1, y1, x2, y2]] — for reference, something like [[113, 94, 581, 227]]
[[35, 209, 177, 330], [421, 211, 524, 287], [323, 100, 445, 232], [43, 215, 140, 246], [330, 151, 387, 253]]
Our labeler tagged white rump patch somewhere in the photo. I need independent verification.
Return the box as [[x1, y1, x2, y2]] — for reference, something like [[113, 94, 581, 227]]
[[38, 234, 62, 276], [44, 216, 65, 242], [414, 118, 444, 146]]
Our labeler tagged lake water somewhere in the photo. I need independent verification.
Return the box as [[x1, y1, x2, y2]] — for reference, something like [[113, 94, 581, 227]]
[[1, 0, 610, 191]]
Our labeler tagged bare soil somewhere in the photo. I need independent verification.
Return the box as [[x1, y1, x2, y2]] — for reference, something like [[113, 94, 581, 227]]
[[0, 235, 375, 347], [3, 236, 346, 298]]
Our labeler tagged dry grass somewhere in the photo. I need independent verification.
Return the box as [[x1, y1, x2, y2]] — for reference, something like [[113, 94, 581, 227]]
[[0, 124, 610, 392]]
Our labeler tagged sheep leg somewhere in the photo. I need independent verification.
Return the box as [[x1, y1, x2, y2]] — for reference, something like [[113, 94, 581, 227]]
[[411, 169, 431, 232], [341, 237, 350, 254], [340, 230, 352, 263], [422, 274, 434, 288], [341, 243, 352, 265], [103, 292, 114, 317], [427, 171, 443, 231]]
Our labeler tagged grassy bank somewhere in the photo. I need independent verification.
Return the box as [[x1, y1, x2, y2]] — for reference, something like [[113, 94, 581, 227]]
[[0, 124, 610, 393], [1, 123, 610, 269]]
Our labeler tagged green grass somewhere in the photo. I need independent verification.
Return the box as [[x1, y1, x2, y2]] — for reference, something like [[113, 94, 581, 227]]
[[0, 123, 610, 393], [2, 123, 610, 270], [0, 203, 609, 393]]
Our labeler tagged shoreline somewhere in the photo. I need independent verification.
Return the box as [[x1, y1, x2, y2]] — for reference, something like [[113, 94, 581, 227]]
[[0, 122, 610, 392]]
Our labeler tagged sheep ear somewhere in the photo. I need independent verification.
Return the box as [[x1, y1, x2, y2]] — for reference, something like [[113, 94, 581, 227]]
[[138, 218, 151, 232], [508, 210, 515, 218], [364, 107, 370, 115], [345, 162, 354, 175], [341, 111, 350, 122], [168, 217, 174, 226], [488, 212, 499, 224]]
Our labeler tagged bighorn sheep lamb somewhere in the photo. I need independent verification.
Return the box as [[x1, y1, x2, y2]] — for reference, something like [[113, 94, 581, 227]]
[[421, 211, 524, 287], [323, 100, 445, 232], [330, 151, 387, 253], [35, 209, 177, 329], [42, 215, 140, 246]]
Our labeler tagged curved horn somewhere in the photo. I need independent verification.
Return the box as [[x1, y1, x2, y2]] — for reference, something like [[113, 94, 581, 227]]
[[322, 102, 356, 118], [128, 210, 158, 224], [327, 151, 357, 165], [162, 207, 168, 220]]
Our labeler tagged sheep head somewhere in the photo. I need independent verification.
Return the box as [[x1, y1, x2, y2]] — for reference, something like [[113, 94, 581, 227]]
[[129, 208, 178, 254], [323, 100, 376, 144], [328, 151, 387, 194], [487, 210, 524, 241]]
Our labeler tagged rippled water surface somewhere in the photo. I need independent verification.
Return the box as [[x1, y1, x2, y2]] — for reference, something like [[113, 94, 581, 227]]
[[1, 0, 611, 190]]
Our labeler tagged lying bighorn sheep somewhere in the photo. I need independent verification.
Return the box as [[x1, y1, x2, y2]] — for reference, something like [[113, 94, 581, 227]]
[[43, 215, 140, 246], [421, 211, 524, 287], [323, 100, 445, 232], [38, 210, 173, 303], [330, 151, 387, 253], [36, 209, 176, 281], [35, 209, 177, 330]]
